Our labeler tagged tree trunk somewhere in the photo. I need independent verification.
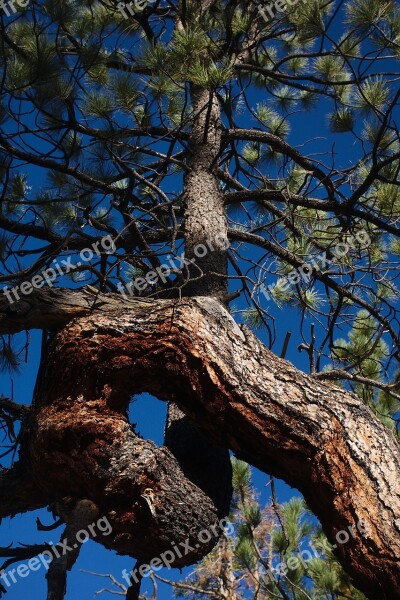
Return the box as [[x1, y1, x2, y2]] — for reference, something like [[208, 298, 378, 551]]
[[1, 289, 399, 598], [164, 403, 232, 518], [183, 86, 228, 301], [170, 81, 233, 527], [28, 342, 229, 567]]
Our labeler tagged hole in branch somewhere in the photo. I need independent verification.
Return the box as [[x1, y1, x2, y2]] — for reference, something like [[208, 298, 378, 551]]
[[128, 393, 167, 445]]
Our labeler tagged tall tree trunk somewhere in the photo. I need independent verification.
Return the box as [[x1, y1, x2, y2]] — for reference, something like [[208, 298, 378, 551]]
[[166, 82, 232, 536], [183, 86, 228, 301], [1, 290, 398, 598]]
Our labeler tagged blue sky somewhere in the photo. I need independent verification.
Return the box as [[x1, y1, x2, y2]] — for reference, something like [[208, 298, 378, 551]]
[[1, 3, 399, 598]]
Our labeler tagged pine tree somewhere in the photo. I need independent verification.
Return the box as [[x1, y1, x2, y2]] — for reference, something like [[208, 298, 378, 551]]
[[0, 1, 399, 599], [167, 459, 369, 600]]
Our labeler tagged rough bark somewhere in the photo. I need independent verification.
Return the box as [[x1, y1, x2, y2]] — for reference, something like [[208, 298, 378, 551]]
[[170, 84, 234, 530], [1, 290, 399, 597], [183, 86, 228, 301], [0, 287, 103, 334], [29, 389, 227, 567], [1, 298, 232, 567], [164, 403, 232, 518]]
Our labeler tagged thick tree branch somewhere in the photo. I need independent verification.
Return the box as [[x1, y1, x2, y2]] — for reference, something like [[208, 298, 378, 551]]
[[0, 287, 128, 335], [3, 289, 397, 597]]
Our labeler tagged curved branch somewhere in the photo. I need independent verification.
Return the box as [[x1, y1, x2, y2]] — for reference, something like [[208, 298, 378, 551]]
[[10, 291, 397, 599], [0, 289, 399, 596], [224, 190, 400, 238], [223, 129, 336, 200], [228, 228, 400, 346]]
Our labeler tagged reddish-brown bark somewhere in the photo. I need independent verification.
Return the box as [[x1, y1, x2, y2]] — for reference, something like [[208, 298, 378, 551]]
[[1, 290, 399, 598]]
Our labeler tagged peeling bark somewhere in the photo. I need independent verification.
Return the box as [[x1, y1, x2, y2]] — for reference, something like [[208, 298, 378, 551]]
[[1, 290, 399, 597], [28, 401, 227, 567]]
